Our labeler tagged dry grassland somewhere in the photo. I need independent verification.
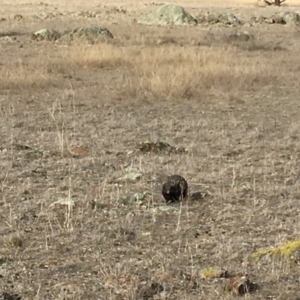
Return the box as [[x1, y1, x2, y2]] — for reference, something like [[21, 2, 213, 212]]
[[1, 1, 300, 300]]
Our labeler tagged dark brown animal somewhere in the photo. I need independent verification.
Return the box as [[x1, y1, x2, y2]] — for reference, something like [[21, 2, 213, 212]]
[[162, 175, 188, 203]]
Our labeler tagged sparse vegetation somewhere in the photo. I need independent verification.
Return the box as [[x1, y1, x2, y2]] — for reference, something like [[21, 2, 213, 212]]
[[2, 232, 23, 249], [1, 0, 300, 299]]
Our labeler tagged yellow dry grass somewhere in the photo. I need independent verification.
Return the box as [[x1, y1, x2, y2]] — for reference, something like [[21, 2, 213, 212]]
[[0, 61, 53, 90], [1, 37, 296, 99], [251, 238, 300, 260], [42, 41, 292, 100]]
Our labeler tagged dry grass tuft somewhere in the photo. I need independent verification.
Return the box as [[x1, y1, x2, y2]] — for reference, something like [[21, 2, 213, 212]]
[[58, 43, 132, 69], [55, 42, 293, 100], [250, 238, 300, 261], [0, 61, 54, 91], [2, 232, 23, 248]]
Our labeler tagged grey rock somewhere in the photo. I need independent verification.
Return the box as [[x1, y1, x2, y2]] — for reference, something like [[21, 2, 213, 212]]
[[50, 198, 75, 207], [138, 3, 197, 26], [190, 190, 210, 201], [150, 206, 178, 213], [32, 29, 61, 41], [266, 12, 300, 26], [279, 11, 300, 25], [197, 12, 240, 26]]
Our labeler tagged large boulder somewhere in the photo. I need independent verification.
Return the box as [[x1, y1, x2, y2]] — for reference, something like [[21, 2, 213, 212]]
[[138, 3, 197, 26]]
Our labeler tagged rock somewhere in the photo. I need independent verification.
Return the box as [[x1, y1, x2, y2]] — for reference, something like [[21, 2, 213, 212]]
[[225, 275, 256, 295], [197, 12, 240, 26], [50, 198, 75, 207], [136, 140, 187, 154], [151, 205, 178, 213], [105, 7, 127, 15], [266, 12, 300, 25], [266, 15, 286, 24], [75, 11, 98, 18], [117, 192, 147, 206], [279, 11, 300, 25], [60, 26, 113, 42], [39, 12, 58, 19], [190, 190, 210, 201], [249, 15, 267, 24], [0, 36, 16, 42], [162, 174, 188, 203], [138, 3, 197, 26], [31, 29, 61, 41], [120, 172, 142, 181]]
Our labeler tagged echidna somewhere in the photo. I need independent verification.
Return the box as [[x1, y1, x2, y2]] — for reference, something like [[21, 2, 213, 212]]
[[162, 174, 188, 203]]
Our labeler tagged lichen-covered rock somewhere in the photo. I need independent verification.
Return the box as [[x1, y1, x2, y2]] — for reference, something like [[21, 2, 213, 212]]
[[61, 26, 113, 42], [136, 140, 187, 154], [138, 3, 197, 26], [0, 36, 16, 42], [249, 15, 267, 24], [197, 12, 241, 26], [119, 172, 143, 181], [266, 15, 286, 24], [279, 11, 300, 25], [265, 12, 300, 26], [31, 29, 61, 41]]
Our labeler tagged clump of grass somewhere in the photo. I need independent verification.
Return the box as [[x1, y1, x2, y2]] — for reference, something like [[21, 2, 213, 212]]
[[124, 46, 285, 100], [55, 42, 287, 100], [57, 43, 132, 69], [250, 238, 300, 262], [0, 61, 54, 91], [2, 232, 23, 248], [200, 267, 228, 279]]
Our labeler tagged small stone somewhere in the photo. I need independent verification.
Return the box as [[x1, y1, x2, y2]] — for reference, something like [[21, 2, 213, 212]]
[[50, 198, 75, 207], [120, 172, 142, 181]]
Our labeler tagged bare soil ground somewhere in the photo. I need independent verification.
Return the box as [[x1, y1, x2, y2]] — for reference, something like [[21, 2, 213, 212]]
[[1, 0, 300, 299]]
